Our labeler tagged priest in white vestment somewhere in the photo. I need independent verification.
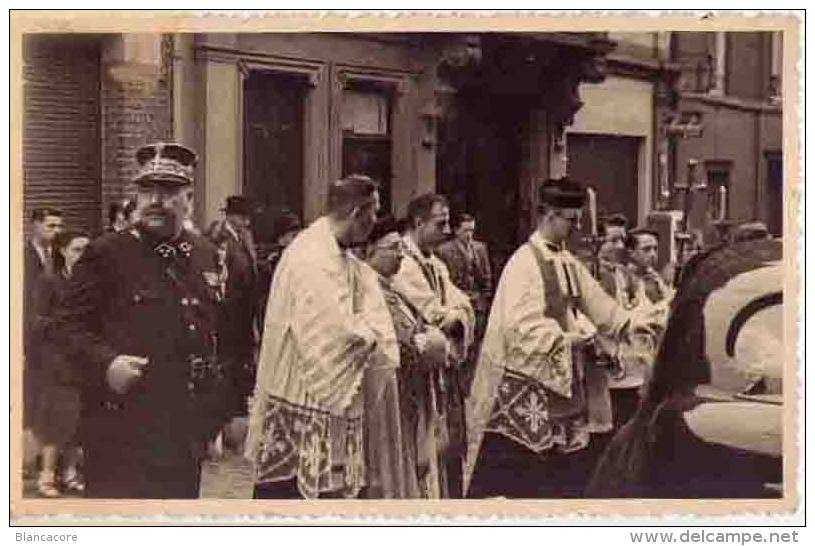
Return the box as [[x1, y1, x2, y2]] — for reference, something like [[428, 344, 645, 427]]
[[245, 175, 404, 499], [464, 179, 660, 499], [392, 193, 475, 498]]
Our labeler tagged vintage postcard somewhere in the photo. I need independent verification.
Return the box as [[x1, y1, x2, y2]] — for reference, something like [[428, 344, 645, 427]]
[[8, 10, 803, 524]]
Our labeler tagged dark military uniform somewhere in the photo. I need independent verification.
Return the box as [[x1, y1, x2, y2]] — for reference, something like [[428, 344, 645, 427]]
[[51, 228, 229, 498]]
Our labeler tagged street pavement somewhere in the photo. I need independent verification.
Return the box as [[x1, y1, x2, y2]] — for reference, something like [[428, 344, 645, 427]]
[[199, 452, 254, 499], [24, 451, 255, 499]]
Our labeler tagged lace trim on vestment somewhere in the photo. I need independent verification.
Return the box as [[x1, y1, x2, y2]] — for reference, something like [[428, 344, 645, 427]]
[[253, 395, 365, 499], [485, 369, 591, 455]]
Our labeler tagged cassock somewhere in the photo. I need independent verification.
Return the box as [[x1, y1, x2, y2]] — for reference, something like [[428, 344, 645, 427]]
[[392, 235, 475, 497], [379, 277, 449, 498], [245, 216, 406, 499], [464, 231, 630, 498]]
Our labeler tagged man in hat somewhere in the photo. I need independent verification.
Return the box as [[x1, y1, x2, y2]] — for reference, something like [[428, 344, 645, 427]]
[[207, 196, 258, 422], [51, 142, 229, 498], [256, 210, 302, 331], [464, 178, 660, 499]]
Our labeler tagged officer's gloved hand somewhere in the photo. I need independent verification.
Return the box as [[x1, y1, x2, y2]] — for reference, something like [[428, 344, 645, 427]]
[[106, 355, 150, 395]]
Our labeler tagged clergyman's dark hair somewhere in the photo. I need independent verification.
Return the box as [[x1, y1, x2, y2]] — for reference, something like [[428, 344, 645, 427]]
[[625, 228, 660, 251], [598, 213, 629, 237], [327, 174, 379, 218], [405, 193, 448, 229]]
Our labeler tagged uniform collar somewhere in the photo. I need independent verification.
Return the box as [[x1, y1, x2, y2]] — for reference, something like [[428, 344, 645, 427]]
[[132, 226, 194, 259]]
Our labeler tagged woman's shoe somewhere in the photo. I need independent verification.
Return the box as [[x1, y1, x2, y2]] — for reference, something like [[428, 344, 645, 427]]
[[62, 469, 85, 494], [36, 472, 60, 498]]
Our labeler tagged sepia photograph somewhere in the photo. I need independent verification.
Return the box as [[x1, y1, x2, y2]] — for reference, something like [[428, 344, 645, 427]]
[[8, 10, 802, 523]]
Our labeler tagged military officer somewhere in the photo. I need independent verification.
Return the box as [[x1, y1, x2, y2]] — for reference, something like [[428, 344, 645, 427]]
[[51, 143, 229, 498]]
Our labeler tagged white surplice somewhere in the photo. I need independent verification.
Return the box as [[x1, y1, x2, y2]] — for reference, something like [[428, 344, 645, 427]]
[[245, 216, 399, 498], [463, 231, 630, 492]]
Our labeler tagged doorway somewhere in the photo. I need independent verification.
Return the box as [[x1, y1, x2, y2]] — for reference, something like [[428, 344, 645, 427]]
[[567, 133, 642, 227], [243, 70, 305, 244], [765, 152, 782, 237], [436, 91, 527, 273], [341, 85, 394, 214]]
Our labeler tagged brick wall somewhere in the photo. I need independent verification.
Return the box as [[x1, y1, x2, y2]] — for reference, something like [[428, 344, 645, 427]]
[[100, 35, 173, 228]]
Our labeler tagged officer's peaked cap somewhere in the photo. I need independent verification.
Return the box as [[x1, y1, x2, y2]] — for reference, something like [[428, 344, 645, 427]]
[[134, 142, 197, 187]]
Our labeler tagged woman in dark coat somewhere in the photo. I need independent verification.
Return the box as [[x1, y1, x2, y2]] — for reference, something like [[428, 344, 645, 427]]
[[31, 230, 91, 497], [586, 239, 783, 499]]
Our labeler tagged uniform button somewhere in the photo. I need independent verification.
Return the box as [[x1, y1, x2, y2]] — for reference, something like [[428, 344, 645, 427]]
[[190, 297, 200, 306], [188, 324, 197, 331], [133, 293, 142, 303], [181, 298, 189, 306]]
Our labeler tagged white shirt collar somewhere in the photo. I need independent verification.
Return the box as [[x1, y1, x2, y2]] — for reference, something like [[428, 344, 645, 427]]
[[529, 231, 564, 256], [224, 220, 241, 242]]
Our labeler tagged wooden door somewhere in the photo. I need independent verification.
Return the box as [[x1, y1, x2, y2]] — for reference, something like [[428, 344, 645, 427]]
[[243, 70, 305, 243]]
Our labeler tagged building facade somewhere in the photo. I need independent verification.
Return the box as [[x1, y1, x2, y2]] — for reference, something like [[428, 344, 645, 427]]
[[566, 32, 678, 228], [670, 31, 784, 239], [21, 31, 784, 267], [22, 31, 613, 271], [175, 32, 613, 268], [22, 34, 173, 236]]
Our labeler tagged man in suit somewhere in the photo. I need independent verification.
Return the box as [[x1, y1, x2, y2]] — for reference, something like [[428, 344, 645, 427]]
[[207, 196, 258, 420], [51, 142, 229, 498], [436, 213, 493, 307], [24, 208, 64, 432], [436, 212, 492, 394]]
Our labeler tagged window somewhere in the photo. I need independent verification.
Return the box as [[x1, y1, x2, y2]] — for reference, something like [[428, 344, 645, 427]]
[[341, 86, 393, 212], [705, 160, 732, 223], [765, 152, 782, 236], [243, 70, 306, 240], [769, 32, 782, 103], [708, 32, 727, 96]]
